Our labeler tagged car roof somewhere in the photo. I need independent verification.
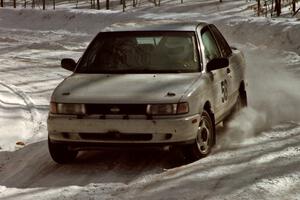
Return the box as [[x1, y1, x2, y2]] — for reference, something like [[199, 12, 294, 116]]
[[102, 20, 208, 32]]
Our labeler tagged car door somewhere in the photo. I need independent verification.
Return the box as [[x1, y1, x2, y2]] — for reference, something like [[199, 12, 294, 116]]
[[200, 26, 230, 121], [209, 24, 237, 111]]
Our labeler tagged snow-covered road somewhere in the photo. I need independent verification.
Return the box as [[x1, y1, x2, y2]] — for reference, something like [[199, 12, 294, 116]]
[[0, 0, 300, 199]]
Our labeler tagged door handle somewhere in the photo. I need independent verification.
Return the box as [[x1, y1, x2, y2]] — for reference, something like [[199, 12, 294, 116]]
[[226, 68, 231, 74]]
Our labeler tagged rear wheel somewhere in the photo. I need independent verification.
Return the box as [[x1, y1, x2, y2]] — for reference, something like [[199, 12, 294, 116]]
[[223, 90, 247, 126], [183, 111, 214, 162], [240, 90, 248, 108], [48, 137, 78, 164], [233, 94, 243, 113]]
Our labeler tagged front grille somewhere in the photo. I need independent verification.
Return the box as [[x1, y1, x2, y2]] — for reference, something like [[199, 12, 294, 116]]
[[85, 104, 147, 115], [79, 132, 153, 141]]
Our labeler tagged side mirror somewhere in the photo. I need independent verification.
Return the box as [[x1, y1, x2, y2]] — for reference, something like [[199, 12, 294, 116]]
[[61, 58, 76, 71], [207, 58, 229, 71]]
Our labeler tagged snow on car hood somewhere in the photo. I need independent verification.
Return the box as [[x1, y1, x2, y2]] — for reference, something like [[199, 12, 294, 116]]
[[52, 73, 201, 104]]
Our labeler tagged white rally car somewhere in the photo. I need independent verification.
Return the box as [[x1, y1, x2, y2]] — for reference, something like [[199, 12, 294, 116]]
[[48, 21, 247, 163]]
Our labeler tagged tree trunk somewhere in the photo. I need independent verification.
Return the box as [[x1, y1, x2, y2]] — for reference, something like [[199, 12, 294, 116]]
[[257, 0, 261, 16], [13, 0, 16, 8], [1, 0, 4, 7], [292, 0, 296, 14], [42, 0, 45, 10], [106, 0, 109, 9], [294, 7, 300, 16], [53, 0, 55, 9], [97, 0, 100, 9], [271, 0, 274, 16], [122, 0, 126, 12], [275, 0, 281, 16], [91, 0, 95, 9], [264, 1, 268, 17]]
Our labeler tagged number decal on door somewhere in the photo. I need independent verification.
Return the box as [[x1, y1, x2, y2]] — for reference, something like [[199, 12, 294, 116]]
[[221, 80, 228, 103]]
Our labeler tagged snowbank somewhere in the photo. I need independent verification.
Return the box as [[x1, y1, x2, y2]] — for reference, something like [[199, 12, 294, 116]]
[[0, 1, 300, 199]]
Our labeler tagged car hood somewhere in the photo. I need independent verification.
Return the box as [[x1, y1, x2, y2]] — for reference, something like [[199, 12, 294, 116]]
[[52, 73, 200, 104]]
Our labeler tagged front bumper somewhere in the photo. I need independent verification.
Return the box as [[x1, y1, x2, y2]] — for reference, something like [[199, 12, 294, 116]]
[[48, 114, 200, 147]]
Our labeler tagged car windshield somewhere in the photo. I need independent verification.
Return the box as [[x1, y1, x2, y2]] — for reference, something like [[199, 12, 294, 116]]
[[76, 31, 200, 74]]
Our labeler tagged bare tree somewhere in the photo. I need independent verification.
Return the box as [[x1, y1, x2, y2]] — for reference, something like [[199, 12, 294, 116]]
[[292, 0, 296, 14], [275, 0, 281, 16], [295, 7, 300, 16], [257, 0, 261, 16], [1, 0, 3, 7], [122, 0, 126, 12], [106, 0, 109, 9], [271, 0, 274, 16], [90, 0, 95, 8], [97, 0, 100, 9]]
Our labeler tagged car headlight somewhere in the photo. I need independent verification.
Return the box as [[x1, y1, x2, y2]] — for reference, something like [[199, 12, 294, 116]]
[[50, 102, 86, 115], [146, 102, 189, 115]]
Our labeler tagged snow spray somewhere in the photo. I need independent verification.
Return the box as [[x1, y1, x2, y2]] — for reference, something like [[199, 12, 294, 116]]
[[218, 45, 300, 148]]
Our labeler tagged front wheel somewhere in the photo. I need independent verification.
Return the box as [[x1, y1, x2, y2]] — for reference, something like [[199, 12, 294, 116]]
[[183, 111, 214, 162], [48, 137, 78, 164]]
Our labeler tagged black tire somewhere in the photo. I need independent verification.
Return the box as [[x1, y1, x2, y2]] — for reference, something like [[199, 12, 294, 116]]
[[240, 90, 248, 108], [183, 110, 214, 162], [48, 137, 78, 164], [232, 94, 243, 113]]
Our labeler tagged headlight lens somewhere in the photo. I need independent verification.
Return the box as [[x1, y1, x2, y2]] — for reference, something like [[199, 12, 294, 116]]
[[50, 102, 86, 115], [146, 102, 189, 115]]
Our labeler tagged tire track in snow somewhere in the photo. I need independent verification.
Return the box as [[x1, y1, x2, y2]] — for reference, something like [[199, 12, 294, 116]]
[[0, 81, 42, 140]]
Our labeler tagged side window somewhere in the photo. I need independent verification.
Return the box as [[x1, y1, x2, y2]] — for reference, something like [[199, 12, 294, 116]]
[[201, 28, 221, 62], [210, 25, 232, 57]]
